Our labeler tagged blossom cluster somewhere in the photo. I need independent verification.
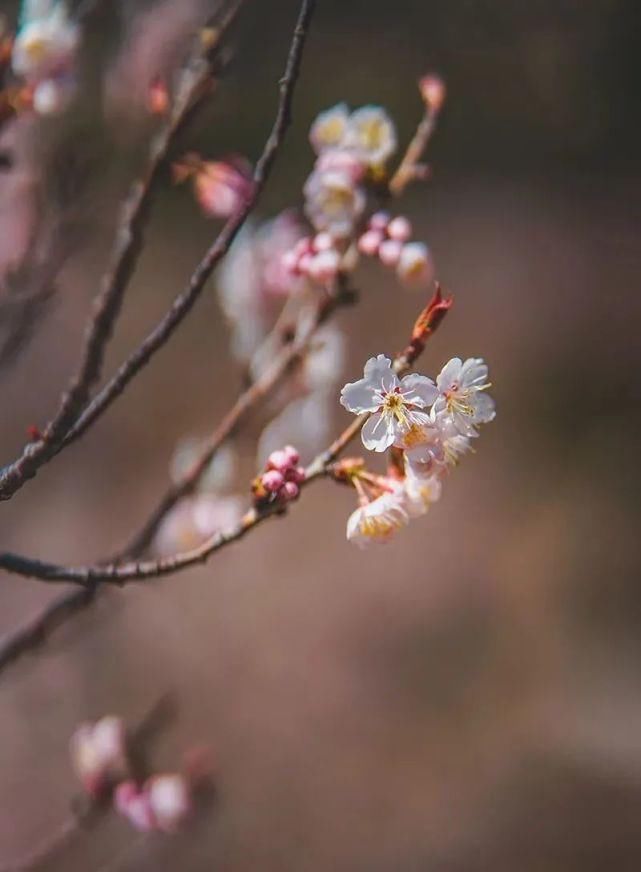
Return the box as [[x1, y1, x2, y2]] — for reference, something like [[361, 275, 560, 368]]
[[304, 102, 396, 239], [340, 354, 495, 546], [11, 0, 78, 115], [70, 715, 195, 833]]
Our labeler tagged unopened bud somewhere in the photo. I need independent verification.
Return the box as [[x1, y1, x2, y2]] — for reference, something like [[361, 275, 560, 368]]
[[387, 215, 412, 242], [419, 74, 446, 113], [262, 469, 285, 492], [378, 238, 403, 267]]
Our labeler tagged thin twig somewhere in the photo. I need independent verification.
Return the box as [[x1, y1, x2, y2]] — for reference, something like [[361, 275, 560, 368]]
[[0, 286, 450, 586], [0, 3, 243, 502], [56, 0, 316, 452], [388, 102, 440, 196]]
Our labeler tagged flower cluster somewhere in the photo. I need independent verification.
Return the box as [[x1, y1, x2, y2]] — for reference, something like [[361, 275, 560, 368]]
[[339, 354, 494, 546], [252, 445, 305, 506], [304, 103, 397, 239], [11, 0, 78, 115], [358, 211, 433, 287], [70, 715, 199, 834]]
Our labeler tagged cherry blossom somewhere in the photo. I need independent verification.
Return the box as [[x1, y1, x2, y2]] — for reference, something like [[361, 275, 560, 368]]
[[345, 105, 397, 167], [433, 357, 495, 436], [340, 355, 438, 452], [346, 488, 409, 547]]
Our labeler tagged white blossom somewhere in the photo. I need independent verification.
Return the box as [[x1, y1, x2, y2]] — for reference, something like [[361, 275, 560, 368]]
[[304, 168, 365, 238], [346, 489, 408, 547], [344, 105, 397, 167], [397, 242, 433, 286], [340, 354, 438, 452], [433, 357, 495, 436], [12, 2, 78, 81], [309, 103, 350, 154], [147, 774, 191, 833]]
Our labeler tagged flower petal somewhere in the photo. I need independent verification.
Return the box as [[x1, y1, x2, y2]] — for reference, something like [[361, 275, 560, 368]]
[[436, 357, 462, 392], [361, 411, 395, 452], [471, 391, 496, 423], [363, 354, 398, 393], [340, 377, 380, 413], [400, 373, 438, 407]]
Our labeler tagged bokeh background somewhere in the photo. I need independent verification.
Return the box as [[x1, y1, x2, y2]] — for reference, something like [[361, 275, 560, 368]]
[[1, 1, 640, 869]]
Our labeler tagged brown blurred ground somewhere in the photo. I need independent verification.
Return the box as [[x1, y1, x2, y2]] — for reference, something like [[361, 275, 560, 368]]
[[0, 1, 640, 870]]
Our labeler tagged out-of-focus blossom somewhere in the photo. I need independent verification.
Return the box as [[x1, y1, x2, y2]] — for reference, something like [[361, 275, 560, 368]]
[[387, 215, 412, 242], [340, 354, 437, 452], [442, 431, 475, 467], [309, 102, 350, 154], [257, 392, 334, 466], [70, 716, 130, 797], [217, 211, 308, 362], [344, 105, 397, 168], [115, 781, 156, 832], [304, 168, 365, 238], [283, 233, 343, 286], [31, 75, 71, 114], [154, 494, 244, 556], [433, 357, 495, 436], [346, 488, 409, 547], [169, 440, 237, 494], [378, 238, 403, 267], [12, 1, 78, 82], [146, 774, 192, 833], [396, 241, 433, 286], [314, 148, 365, 183], [174, 154, 254, 219]]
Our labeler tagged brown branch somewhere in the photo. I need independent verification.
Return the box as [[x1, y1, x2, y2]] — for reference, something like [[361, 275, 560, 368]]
[[56, 0, 316, 451], [0, 286, 451, 587], [118, 284, 346, 561], [388, 98, 441, 196], [0, 1, 243, 502]]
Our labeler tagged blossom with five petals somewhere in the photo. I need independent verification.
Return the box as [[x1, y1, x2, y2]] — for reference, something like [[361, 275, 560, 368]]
[[432, 357, 495, 436], [340, 354, 438, 452]]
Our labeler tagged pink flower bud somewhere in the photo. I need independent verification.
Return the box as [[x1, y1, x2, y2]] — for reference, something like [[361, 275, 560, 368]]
[[387, 215, 412, 242], [281, 481, 300, 502], [308, 249, 340, 284], [358, 229, 383, 257], [285, 465, 306, 484], [378, 238, 403, 267], [292, 236, 313, 258], [313, 232, 334, 252], [267, 449, 291, 473], [146, 774, 191, 833], [369, 211, 390, 231], [283, 445, 300, 465], [114, 782, 156, 832], [262, 469, 285, 493], [419, 74, 446, 112]]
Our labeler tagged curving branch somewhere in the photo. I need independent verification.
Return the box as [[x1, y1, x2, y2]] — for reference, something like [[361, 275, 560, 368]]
[[0, 286, 451, 587]]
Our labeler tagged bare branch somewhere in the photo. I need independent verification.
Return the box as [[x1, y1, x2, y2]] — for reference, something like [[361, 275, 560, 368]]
[[0, 3, 243, 502], [56, 0, 316, 452]]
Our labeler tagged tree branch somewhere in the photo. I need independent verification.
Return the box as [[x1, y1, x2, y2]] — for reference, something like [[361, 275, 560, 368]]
[[0, 286, 450, 587], [0, 1, 244, 502]]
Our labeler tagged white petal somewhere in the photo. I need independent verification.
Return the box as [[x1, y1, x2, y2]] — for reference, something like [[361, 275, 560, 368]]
[[361, 411, 395, 452], [436, 357, 462, 392], [340, 377, 380, 413], [471, 391, 496, 423], [400, 373, 438, 407], [363, 354, 398, 392], [460, 357, 488, 387]]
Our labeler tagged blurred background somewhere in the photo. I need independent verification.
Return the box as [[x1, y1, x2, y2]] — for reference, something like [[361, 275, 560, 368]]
[[0, 0, 640, 869]]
